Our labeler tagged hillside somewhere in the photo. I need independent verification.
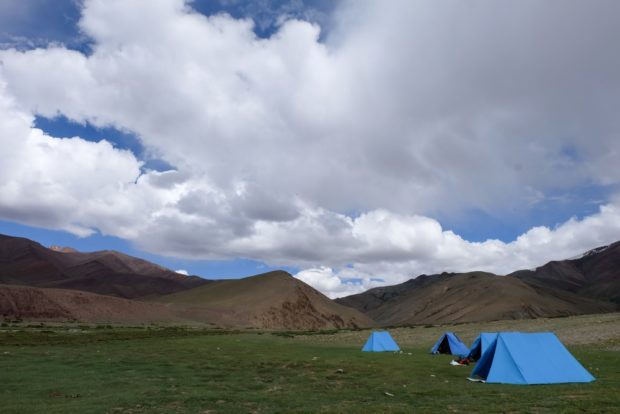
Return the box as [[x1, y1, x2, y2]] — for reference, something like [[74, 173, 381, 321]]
[[510, 241, 620, 304], [155, 270, 375, 330], [0, 234, 208, 299], [3, 232, 619, 328], [0, 284, 181, 323], [336, 271, 615, 325], [337, 241, 620, 325], [0, 234, 373, 329]]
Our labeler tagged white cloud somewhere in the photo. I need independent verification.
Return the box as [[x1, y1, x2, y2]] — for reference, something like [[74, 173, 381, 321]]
[[296, 203, 620, 298], [0, 79, 144, 237], [1, 0, 620, 298], [175, 269, 189, 276], [295, 266, 384, 299]]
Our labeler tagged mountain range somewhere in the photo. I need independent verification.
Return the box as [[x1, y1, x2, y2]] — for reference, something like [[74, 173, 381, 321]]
[[1, 233, 618, 328], [336, 242, 620, 325], [0, 234, 371, 329]]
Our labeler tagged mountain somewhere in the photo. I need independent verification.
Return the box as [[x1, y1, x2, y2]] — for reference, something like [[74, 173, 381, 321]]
[[337, 242, 620, 325], [510, 241, 620, 304], [154, 270, 375, 330], [0, 234, 373, 329], [336, 271, 615, 325], [0, 284, 180, 323], [0, 234, 208, 299], [3, 232, 618, 328]]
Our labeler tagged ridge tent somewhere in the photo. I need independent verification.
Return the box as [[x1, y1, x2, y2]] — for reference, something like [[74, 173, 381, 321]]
[[467, 332, 499, 360], [430, 332, 469, 356], [362, 331, 400, 352], [469, 332, 595, 384]]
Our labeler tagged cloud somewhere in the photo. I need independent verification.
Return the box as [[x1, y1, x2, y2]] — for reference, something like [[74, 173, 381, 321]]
[[294, 202, 620, 298], [0, 79, 144, 237], [1, 0, 620, 297], [295, 266, 383, 299], [175, 269, 189, 275]]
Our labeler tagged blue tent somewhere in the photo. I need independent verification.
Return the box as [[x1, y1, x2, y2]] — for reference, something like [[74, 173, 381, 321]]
[[362, 331, 400, 352], [430, 332, 469, 356], [467, 332, 499, 360], [470, 332, 595, 384]]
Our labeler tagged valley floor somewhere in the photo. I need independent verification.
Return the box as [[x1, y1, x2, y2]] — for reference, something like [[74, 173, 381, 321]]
[[1, 313, 619, 413]]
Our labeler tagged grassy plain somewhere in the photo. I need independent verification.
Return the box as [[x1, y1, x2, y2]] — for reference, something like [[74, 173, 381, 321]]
[[1, 313, 619, 413]]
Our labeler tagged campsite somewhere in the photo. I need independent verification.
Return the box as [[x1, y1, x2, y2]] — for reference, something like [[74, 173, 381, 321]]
[[2, 313, 619, 413], [2, 1, 620, 413]]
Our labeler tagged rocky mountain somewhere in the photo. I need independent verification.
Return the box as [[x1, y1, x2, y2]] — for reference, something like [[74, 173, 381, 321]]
[[337, 242, 620, 325], [154, 271, 375, 330], [0, 234, 208, 299], [510, 241, 620, 304]]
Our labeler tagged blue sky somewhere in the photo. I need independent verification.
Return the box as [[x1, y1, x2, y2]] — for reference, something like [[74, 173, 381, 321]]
[[1, 0, 619, 297]]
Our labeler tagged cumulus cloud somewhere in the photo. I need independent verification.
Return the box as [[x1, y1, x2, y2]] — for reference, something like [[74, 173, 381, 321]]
[[296, 202, 620, 298], [1, 0, 620, 297], [0, 79, 144, 237]]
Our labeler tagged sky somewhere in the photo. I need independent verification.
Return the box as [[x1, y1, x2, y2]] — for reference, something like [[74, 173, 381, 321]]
[[1, 0, 619, 298]]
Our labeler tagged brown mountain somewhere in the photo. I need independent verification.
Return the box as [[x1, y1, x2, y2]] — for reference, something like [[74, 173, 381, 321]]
[[510, 241, 620, 304], [337, 242, 620, 325], [0, 234, 373, 329], [0, 284, 180, 323], [0, 234, 208, 299], [154, 271, 375, 330], [4, 231, 618, 328]]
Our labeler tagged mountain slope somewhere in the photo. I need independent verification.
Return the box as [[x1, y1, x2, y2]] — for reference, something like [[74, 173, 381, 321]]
[[155, 271, 375, 330], [0, 234, 208, 299], [337, 271, 615, 325], [510, 241, 620, 304], [0, 284, 181, 323]]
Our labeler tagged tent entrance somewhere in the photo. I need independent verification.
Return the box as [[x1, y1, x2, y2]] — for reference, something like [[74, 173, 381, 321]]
[[437, 337, 451, 354]]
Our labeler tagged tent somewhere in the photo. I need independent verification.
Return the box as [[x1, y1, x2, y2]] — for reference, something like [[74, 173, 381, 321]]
[[362, 331, 400, 352], [430, 332, 469, 356], [467, 332, 499, 360], [469, 332, 595, 384]]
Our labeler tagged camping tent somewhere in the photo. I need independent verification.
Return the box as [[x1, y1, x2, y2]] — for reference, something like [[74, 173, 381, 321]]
[[469, 332, 595, 384], [467, 332, 499, 360], [430, 332, 469, 356], [362, 331, 400, 352]]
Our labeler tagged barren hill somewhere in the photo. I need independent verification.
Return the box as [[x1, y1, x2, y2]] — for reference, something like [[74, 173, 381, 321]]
[[0, 234, 372, 329], [4, 232, 619, 328], [337, 241, 620, 326], [337, 271, 615, 325], [0, 234, 208, 299], [155, 271, 375, 330], [0, 284, 180, 323], [510, 241, 620, 304]]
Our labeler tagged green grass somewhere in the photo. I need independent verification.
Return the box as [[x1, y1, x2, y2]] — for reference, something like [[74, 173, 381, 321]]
[[1, 318, 619, 413]]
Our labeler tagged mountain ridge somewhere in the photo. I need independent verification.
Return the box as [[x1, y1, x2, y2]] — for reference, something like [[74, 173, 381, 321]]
[[336, 242, 620, 325], [2, 232, 619, 327], [0, 233, 373, 329], [0, 233, 208, 299]]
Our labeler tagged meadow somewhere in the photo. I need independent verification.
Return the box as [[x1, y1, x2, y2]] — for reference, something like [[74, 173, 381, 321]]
[[1, 313, 619, 414]]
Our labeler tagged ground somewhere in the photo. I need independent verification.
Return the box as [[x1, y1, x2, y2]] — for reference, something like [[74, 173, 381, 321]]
[[1, 313, 619, 413]]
